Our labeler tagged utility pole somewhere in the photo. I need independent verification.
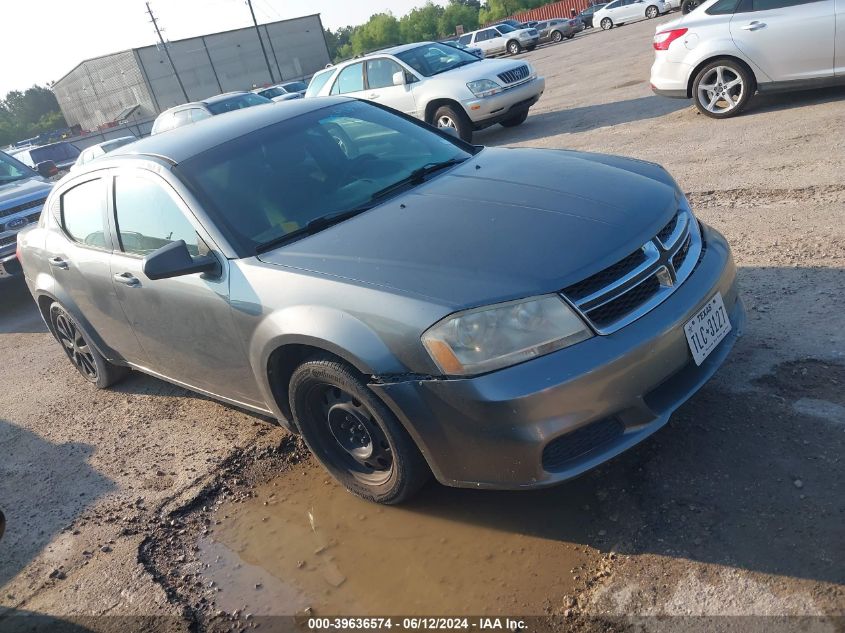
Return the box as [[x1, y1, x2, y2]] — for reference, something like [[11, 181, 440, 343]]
[[246, 0, 276, 84], [146, 2, 189, 103]]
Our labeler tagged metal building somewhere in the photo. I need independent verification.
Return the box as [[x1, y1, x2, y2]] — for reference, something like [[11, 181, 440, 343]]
[[52, 14, 330, 131]]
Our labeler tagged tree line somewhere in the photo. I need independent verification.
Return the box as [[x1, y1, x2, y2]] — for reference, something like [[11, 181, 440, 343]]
[[324, 0, 553, 61], [0, 85, 67, 149]]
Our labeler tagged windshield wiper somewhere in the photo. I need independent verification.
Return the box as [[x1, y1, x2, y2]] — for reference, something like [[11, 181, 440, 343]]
[[366, 157, 467, 202], [255, 158, 466, 254]]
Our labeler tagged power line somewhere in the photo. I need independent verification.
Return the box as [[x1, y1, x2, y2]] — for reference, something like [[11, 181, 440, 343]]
[[145, 1, 190, 102]]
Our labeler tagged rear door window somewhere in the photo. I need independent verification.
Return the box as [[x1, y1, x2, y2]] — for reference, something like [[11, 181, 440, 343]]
[[330, 62, 365, 95], [61, 179, 108, 249]]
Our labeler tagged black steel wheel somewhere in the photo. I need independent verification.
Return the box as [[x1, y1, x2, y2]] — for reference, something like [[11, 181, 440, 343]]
[[290, 355, 430, 504], [682, 0, 702, 12], [49, 302, 128, 388]]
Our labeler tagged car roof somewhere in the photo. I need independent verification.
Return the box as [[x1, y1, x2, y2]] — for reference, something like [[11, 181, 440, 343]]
[[110, 97, 347, 164], [163, 92, 251, 113]]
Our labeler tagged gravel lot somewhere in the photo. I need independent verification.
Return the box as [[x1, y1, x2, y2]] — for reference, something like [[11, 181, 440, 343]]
[[1, 14, 843, 632]]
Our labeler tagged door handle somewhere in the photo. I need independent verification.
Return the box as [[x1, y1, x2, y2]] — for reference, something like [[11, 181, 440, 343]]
[[48, 256, 68, 270], [740, 21, 766, 30], [113, 272, 141, 287]]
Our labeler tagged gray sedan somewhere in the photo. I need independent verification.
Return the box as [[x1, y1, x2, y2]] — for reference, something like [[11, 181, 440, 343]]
[[17, 98, 743, 504]]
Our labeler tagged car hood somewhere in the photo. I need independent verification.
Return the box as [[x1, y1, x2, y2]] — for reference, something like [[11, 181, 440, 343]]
[[258, 148, 680, 309], [441, 58, 534, 82], [0, 176, 52, 208]]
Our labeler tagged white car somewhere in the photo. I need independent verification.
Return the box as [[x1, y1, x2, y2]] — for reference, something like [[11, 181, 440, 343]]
[[70, 136, 136, 172], [456, 23, 540, 56], [650, 0, 844, 119], [595, 0, 669, 29], [304, 41, 545, 142]]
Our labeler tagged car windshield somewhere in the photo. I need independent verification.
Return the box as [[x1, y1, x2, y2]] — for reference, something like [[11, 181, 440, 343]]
[[206, 93, 270, 115], [497, 23, 517, 33], [0, 151, 36, 184], [31, 143, 79, 163], [259, 87, 286, 98], [281, 81, 307, 92], [305, 69, 335, 97], [175, 100, 474, 255], [395, 43, 480, 77]]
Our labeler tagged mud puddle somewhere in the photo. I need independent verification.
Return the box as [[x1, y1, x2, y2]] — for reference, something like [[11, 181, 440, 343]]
[[198, 461, 603, 616]]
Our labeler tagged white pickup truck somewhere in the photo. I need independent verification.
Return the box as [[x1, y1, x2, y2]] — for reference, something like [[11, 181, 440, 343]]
[[305, 41, 545, 142]]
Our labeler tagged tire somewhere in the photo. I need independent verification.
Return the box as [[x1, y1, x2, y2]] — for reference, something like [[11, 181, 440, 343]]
[[551, 30, 563, 43], [507, 39, 521, 55], [289, 355, 431, 504], [646, 4, 659, 18], [432, 104, 473, 142], [692, 58, 754, 119], [49, 302, 129, 388], [681, 0, 702, 12], [566, 33, 575, 39], [499, 110, 529, 127], [600, 17, 613, 30]]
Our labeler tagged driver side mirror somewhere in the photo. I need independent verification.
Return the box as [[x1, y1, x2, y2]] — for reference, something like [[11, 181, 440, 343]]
[[36, 160, 58, 178], [392, 71, 406, 86], [143, 239, 220, 281]]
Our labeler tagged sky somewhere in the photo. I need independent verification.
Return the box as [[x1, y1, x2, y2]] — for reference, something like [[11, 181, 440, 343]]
[[1, 0, 448, 97]]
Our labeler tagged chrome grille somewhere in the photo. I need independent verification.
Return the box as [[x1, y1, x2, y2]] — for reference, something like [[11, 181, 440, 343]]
[[497, 64, 530, 84], [0, 197, 47, 220], [561, 208, 702, 334]]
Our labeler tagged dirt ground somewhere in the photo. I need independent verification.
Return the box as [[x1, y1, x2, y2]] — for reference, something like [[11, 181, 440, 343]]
[[1, 14, 844, 633]]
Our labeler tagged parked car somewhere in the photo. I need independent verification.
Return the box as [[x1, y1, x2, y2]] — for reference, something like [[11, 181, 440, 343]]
[[71, 136, 137, 172], [498, 19, 527, 29], [305, 41, 545, 142], [650, 0, 844, 118], [522, 20, 541, 28], [579, 3, 609, 27], [595, 0, 669, 29], [0, 150, 53, 280], [440, 39, 485, 58], [253, 81, 309, 102], [17, 97, 743, 504], [457, 23, 540, 56], [150, 91, 271, 135], [12, 141, 81, 173], [535, 18, 584, 43]]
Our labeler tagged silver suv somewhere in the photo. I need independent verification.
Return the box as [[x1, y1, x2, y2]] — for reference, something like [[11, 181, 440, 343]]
[[306, 41, 545, 141], [458, 23, 541, 56]]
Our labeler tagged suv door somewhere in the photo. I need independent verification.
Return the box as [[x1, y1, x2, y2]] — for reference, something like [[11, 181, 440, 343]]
[[730, 0, 835, 81], [474, 29, 503, 55], [46, 176, 145, 363], [364, 57, 418, 116], [108, 170, 262, 406]]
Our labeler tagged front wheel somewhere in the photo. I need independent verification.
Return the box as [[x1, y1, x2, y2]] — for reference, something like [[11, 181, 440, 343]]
[[646, 5, 659, 17], [507, 39, 522, 55], [692, 59, 753, 119], [433, 104, 473, 142], [289, 356, 431, 504], [499, 110, 529, 127], [601, 18, 613, 30], [551, 30, 563, 43], [49, 302, 128, 388]]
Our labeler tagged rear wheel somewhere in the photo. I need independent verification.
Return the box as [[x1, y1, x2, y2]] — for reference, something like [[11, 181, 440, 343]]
[[646, 4, 659, 18], [507, 39, 522, 55], [432, 104, 473, 142], [601, 17, 613, 29], [49, 302, 128, 388], [289, 356, 431, 504], [499, 110, 529, 127], [692, 59, 753, 119], [682, 0, 702, 12]]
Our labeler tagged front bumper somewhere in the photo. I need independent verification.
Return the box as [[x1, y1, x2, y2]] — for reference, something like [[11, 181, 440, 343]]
[[463, 76, 545, 127], [372, 224, 744, 489]]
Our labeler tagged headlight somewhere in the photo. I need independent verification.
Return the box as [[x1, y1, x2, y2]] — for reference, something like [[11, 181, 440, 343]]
[[422, 295, 592, 376], [467, 79, 503, 98]]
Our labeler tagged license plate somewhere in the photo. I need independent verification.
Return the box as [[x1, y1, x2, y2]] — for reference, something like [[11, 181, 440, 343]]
[[684, 292, 731, 366]]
